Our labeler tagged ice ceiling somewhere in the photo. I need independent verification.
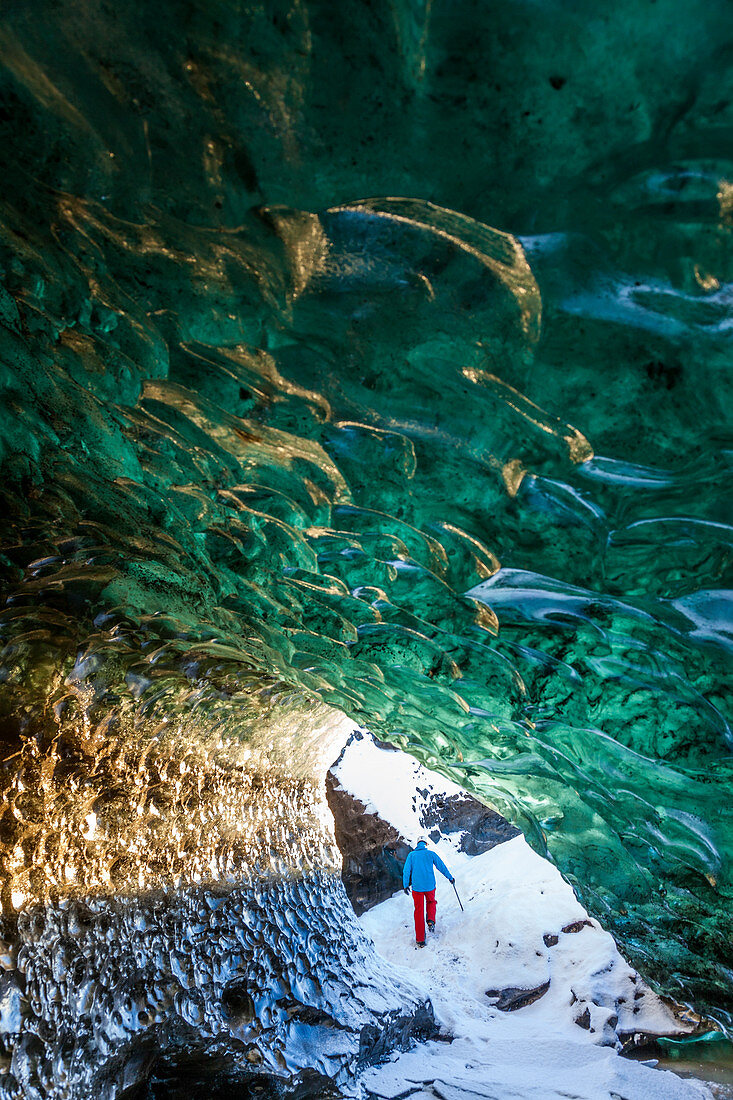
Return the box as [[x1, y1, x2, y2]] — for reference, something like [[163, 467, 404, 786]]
[[0, 0, 731, 1047]]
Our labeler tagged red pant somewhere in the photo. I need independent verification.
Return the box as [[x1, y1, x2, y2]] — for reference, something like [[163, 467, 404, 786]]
[[412, 888, 436, 943]]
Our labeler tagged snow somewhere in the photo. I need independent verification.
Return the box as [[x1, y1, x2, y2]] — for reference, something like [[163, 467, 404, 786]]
[[332, 731, 712, 1100], [362, 1036, 710, 1100], [332, 731, 481, 880]]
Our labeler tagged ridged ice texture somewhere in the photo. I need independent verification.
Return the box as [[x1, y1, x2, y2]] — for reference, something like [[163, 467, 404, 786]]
[[0, 0, 731, 1038], [1, 876, 424, 1100], [0, 701, 426, 1098], [0, 693, 352, 907]]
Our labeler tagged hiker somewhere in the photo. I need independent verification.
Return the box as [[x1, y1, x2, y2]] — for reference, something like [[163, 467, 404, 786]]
[[403, 838, 454, 947]]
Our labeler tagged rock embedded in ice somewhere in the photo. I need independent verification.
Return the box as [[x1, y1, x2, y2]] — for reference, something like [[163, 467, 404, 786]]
[[485, 981, 551, 1011]]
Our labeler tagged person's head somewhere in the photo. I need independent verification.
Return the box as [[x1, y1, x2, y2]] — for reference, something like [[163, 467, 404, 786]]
[[416, 837, 428, 849]]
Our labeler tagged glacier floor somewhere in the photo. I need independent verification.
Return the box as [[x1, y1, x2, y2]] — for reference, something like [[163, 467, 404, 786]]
[[357, 842, 711, 1100], [333, 735, 715, 1100]]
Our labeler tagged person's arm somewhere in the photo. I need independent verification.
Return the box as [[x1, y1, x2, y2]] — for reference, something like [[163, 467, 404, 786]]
[[432, 852, 454, 883], [403, 852, 413, 891]]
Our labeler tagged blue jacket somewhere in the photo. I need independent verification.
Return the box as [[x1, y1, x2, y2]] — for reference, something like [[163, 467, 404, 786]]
[[403, 842, 453, 892]]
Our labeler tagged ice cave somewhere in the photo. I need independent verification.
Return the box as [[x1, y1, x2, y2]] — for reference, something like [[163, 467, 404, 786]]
[[0, 1, 731, 1097]]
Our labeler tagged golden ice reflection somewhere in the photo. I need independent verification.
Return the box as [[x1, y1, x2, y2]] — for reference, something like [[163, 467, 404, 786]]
[[0, 697, 351, 915]]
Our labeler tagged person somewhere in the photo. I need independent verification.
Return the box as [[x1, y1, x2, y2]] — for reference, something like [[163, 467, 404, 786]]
[[402, 838, 454, 947]]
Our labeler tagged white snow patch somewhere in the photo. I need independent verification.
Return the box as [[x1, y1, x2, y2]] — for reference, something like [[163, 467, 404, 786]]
[[361, 1034, 711, 1100], [332, 730, 476, 872]]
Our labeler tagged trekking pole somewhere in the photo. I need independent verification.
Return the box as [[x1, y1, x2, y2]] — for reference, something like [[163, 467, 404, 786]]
[[452, 880, 464, 912]]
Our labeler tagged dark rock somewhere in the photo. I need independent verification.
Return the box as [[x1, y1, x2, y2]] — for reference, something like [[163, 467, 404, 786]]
[[543, 933, 559, 947], [135, 1041, 343, 1099], [618, 1033, 663, 1055], [287, 1069, 343, 1099], [419, 792, 520, 855], [96, 1039, 160, 1100], [358, 1002, 439, 1067], [325, 773, 410, 915], [574, 1007, 591, 1030], [485, 981, 550, 1011], [326, 733, 520, 914], [562, 920, 592, 935]]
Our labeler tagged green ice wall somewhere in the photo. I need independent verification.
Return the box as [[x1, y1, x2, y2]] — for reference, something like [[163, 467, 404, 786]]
[[0, 0, 731, 1028]]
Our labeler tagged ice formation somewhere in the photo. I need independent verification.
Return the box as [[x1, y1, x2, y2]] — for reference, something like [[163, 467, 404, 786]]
[[0, 0, 731, 1094]]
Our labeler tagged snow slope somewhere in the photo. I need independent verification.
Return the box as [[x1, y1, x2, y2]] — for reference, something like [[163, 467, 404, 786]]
[[332, 732, 711, 1100]]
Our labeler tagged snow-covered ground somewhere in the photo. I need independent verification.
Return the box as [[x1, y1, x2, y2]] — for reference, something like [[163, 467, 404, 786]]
[[332, 732, 713, 1100]]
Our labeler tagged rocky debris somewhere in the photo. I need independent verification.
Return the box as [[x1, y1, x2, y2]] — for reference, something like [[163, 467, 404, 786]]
[[615, 987, 713, 1052], [434, 802, 519, 855], [505, 924, 699, 1050], [567, 999, 619, 1047], [417, 791, 520, 856], [358, 1003, 440, 1067], [485, 980, 551, 1011], [562, 919, 593, 935]]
